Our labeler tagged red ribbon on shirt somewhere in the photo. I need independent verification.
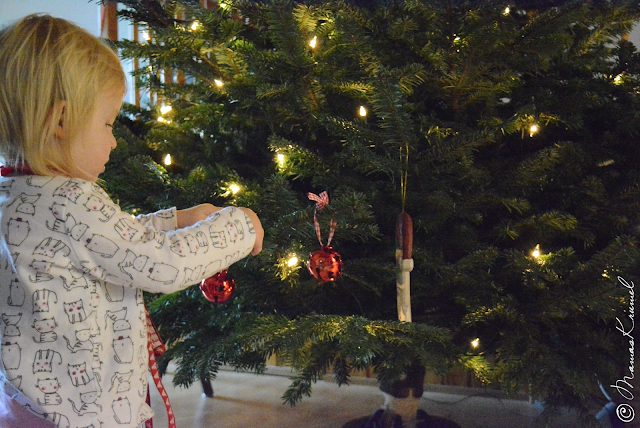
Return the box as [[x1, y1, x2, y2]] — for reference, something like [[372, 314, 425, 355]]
[[145, 308, 176, 428], [0, 164, 33, 176]]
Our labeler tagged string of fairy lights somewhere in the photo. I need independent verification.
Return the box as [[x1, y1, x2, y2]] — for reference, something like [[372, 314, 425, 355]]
[[143, 2, 592, 316], [152, 24, 370, 278], [467, 242, 543, 351], [150, 5, 541, 174], [136, 2, 625, 357]]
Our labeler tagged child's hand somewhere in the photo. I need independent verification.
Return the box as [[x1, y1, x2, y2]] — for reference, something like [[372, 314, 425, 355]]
[[238, 207, 264, 256], [176, 203, 222, 228]]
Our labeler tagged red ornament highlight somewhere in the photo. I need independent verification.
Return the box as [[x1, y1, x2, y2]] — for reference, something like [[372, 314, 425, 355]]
[[200, 270, 236, 304], [308, 246, 343, 282]]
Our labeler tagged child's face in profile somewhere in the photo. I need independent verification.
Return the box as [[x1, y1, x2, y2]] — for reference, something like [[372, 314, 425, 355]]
[[68, 87, 123, 182]]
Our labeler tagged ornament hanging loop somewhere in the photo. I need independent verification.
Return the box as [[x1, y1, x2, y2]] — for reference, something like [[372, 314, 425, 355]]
[[308, 191, 337, 247]]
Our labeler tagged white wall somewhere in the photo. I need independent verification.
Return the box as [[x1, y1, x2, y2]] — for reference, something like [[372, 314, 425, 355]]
[[0, 0, 136, 105], [630, 25, 640, 48], [0, 0, 101, 35]]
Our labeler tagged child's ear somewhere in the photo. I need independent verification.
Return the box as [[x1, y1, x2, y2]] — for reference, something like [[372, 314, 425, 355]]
[[53, 101, 67, 140]]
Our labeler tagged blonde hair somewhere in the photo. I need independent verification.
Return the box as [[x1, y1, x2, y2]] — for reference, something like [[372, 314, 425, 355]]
[[0, 14, 125, 176]]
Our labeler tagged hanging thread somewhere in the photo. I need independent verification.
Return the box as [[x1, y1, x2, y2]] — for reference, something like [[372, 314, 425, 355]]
[[400, 143, 409, 212]]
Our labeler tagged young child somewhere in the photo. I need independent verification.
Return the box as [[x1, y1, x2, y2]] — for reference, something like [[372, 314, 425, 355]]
[[0, 14, 263, 428]]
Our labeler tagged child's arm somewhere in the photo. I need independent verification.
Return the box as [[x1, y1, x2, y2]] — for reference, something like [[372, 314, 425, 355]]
[[134, 207, 178, 231], [176, 204, 222, 229], [57, 180, 261, 294], [176, 204, 263, 256], [138, 203, 263, 256], [133, 205, 217, 232]]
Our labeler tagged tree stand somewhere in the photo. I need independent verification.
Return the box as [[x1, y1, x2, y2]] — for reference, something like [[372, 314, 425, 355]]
[[377, 362, 426, 427], [200, 375, 214, 398], [377, 392, 420, 427]]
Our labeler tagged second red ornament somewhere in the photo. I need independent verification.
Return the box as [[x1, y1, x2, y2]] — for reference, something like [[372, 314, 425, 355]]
[[308, 246, 343, 282], [200, 270, 236, 304], [307, 191, 342, 282]]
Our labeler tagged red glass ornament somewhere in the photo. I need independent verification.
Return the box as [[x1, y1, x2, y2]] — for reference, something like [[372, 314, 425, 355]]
[[308, 246, 343, 282], [200, 270, 236, 304]]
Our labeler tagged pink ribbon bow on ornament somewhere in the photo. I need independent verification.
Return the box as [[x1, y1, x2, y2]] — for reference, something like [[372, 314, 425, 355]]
[[308, 191, 337, 247], [308, 191, 329, 210]]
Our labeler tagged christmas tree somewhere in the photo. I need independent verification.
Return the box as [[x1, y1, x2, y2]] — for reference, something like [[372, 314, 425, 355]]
[[105, 0, 640, 421]]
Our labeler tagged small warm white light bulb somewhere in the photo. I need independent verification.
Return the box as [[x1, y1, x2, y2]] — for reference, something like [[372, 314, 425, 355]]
[[613, 74, 623, 85], [229, 184, 241, 195], [504, 6, 510, 15], [287, 255, 299, 267], [359, 106, 367, 117], [191, 21, 200, 31], [309, 35, 317, 48], [532, 244, 540, 259], [471, 338, 480, 348], [142, 30, 150, 41], [529, 124, 539, 136], [160, 105, 172, 115], [277, 153, 286, 167], [214, 79, 224, 88], [164, 154, 172, 166], [219, 2, 228, 9]]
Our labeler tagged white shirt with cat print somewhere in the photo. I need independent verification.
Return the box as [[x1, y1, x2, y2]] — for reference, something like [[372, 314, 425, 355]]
[[0, 175, 257, 427]]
